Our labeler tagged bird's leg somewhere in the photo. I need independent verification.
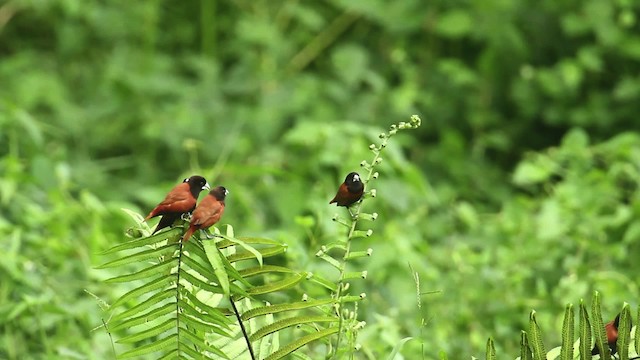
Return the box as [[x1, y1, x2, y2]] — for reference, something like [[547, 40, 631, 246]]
[[347, 207, 356, 219], [202, 228, 221, 239]]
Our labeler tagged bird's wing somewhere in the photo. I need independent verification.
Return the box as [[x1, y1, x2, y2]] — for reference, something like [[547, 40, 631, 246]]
[[192, 198, 225, 227], [151, 183, 195, 214]]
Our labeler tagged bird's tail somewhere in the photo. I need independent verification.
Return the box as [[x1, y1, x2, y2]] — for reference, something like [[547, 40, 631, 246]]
[[182, 226, 195, 242]]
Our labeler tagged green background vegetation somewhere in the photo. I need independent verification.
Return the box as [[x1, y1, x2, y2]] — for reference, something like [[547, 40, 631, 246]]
[[1, 0, 640, 358]]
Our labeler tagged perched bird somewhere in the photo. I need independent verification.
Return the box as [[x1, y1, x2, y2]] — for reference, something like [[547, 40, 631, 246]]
[[592, 313, 629, 356], [330, 172, 364, 215], [182, 186, 228, 242], [144, 175, 210, 234], [330, 172, 365, 207]]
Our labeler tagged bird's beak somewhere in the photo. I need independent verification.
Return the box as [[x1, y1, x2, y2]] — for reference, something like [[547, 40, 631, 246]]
[[203, 182, 211, 191]]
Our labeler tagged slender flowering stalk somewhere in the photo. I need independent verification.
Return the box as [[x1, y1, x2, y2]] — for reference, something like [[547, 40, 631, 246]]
[[328, 115, 422, 358]]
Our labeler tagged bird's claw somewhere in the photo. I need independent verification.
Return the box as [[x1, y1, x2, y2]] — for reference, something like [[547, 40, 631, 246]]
[[202, 229, 221, 240]]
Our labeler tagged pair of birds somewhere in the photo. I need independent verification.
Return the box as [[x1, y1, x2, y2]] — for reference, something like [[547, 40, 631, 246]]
[[144, 172, 365, 241], [144, 176, 228, 241]]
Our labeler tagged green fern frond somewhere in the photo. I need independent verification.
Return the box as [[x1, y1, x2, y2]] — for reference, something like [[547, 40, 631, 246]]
[[104, 215, 348, 359], [104, 258, 177, 283], [617, 304, 632, 360], [528, 310, 546, 360], [111, 276, 175, 308], [100, 227, 182, 255], [520, 330, 532, 360], [308, 273, 339, 292], [264, 327, 339, 360], [486, 337, 496, 360], [560, 304, 574, 360], [591, 291, 611, 359], [579, 299, 591, 360], [636, 307, 640, 356], [246, 272, 308, 295], [97, 243, 176, 269], [241, 299, 335, 321], [249, 316, 338, 342]]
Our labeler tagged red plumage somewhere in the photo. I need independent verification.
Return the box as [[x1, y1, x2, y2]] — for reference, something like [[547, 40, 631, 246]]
[[144, 175, 209, 234], [182, 186, 228, 242], [330, 172, 364, 207]]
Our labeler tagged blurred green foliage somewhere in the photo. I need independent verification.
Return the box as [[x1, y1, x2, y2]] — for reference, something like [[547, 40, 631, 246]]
[[1, 0, 640, 358]]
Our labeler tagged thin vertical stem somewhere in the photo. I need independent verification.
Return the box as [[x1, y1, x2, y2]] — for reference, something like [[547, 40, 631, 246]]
[[231, 296, 256, 360]]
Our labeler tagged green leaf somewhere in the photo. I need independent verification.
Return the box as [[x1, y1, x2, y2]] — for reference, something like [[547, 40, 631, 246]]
[[520, 331, 532, 360], [560, 303, 574, 360], [221, 235, 266, 266], [529, 310, 546, 360], [182, 238, 215, 269], [591, 291, 611, 359], [264, 327, 339, 360], [579, 300, 591, 360], [179, 327, 230, 359], [180, 343, 204, 359], [155, 349, 178, 360], [217, 236, 283, 248], [249, 315, 337, 341], [617, 304, 632, 360], [227, 245, 285, 263], [215, 247, 254, 288], [485, 337, 496, 360], [177, 312, 229, 337], [315, 253, 341, 270], [121, 208, 147, 224], [118, 333, 177, 358], [101, 227, 181, 255], [350, 230, 372, 239], [179, 269, 225, 295], [635, 306, 640, 357], [104, 258, 177, 283], [239, 265, 297, 278], [203, 241, 230, 296], [111, 276, 175, 308], [180, 291, 230, 326], [181, 254, 218, 282], [386, 337, 413, 360], [512, 155, 555, 186], [116, 318, 174, 343], [111, 302, 174, 331], [307, 273, 338, 292], [242, 298, 335, 321], [111, 288, 174, 323], [435, 10, 472, 38], [247, 272, 308, 295], [96, 243, 177, 269]]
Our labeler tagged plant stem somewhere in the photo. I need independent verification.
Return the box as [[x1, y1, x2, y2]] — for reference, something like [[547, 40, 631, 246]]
[[331, 116, 421, 358], [231, 296, 256, 360], [101, 318, 117, 360], [176, 240, 184, 355], [331, 148, 381, 358]]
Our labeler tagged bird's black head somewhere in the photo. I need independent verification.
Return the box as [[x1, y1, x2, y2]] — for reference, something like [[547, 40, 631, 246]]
[[184, 175, 210, 198], [210, 186, 229, 201], [344, 172, 364, 193]]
